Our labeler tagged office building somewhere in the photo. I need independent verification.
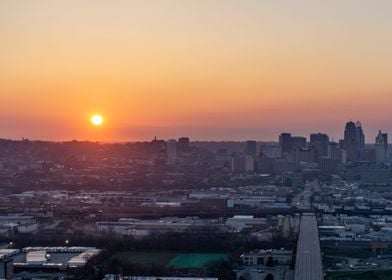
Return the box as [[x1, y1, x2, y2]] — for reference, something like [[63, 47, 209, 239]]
[[231, 155, 245, 173], [292, 136, 307, 151], [244, 140, 257, 155], [310, 133, 329, 157], [343, 121, 364, 162], [375, 130, 388, 163], [279, 133, 292, 154], [356, 121, 365, 152], [328, 141, 340, 161], [178, 137, 190, 153], [166, 139, 177, 164]]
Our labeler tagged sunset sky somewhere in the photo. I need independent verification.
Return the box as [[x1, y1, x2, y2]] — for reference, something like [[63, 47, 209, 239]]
[[1, 1, 392, 142]]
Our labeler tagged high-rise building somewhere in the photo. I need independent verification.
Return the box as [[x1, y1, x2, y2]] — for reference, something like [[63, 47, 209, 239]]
[[150, 137, 167, 160], [166, 139, 177, 164], [292, 136, 307, 151], [375, 130, 388, 163], [328, 141, 340, 161], [310, 133, 329, 157], [355, 121, 365, 151], [279, 133, 292, 154], [244, 140, 257, 155], [343, 121, 363, 162], [178, 137, 190, 153], [382, 132, 388, 151]]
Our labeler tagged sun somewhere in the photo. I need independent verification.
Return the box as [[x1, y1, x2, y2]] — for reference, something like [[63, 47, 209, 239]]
[[91, 115, 104, 126]]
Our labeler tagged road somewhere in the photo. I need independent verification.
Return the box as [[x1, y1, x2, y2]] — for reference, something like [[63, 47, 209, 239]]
[[291, 180, 319, 210], [294, 214, 324, 280]]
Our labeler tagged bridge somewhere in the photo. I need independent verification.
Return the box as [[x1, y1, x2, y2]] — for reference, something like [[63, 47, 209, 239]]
[[294, 213, 323, 280]]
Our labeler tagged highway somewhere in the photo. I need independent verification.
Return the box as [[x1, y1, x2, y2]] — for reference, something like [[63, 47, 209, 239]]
[[294, 214, 324, 280], [291, 180, 320, 210]]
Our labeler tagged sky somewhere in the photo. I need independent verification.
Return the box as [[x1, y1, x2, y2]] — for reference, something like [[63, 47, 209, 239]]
[[1, 0, 392, 142]]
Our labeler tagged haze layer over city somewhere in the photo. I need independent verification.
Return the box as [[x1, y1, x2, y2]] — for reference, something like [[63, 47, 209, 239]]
[[1, 1, 392, 280]]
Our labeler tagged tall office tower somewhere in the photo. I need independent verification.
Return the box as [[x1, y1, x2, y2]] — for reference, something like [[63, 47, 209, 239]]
[[328, 141, 340, 161], [292, 136, 307, 151], [355, 121, 365, 158], [150, 137, 167, 160], [375, 130, 388, 163], [310, 133, 329, 157], [178, 137, 190, 153], [166, 139, 177, 164], [279, 133, 292, 154], [382, 132, 388, 151], [244, 140, 257, 155], [343, 121, 360, 162]]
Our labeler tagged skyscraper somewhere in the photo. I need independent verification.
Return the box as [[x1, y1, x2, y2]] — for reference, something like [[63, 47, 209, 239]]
[[355, 121, 365, 157], [166, 139, 177, 164], [328, 141, 340, 161], [382, 132, 388, 151], [279, 133, 292, 154], [178, 137, 190, 153], [244, 140, 257, 155], [343, 121, 364, 162], [375, 130, 388, 163], [310, 133, 329, 157]]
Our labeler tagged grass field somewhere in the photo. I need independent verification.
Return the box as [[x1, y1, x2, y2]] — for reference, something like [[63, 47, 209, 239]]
[[168, 253, 229, 269], [112, 251, 177, 267], [327, 270, 392, 280], [111, 251, 228, 269]]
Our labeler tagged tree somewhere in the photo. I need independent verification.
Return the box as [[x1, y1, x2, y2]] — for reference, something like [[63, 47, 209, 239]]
[[264, 274, 274, 280], [266, 257, 274, 267], [206, 261, 236, 280]]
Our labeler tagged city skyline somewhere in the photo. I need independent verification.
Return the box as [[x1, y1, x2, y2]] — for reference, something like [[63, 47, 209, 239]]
[[0, 119, 390, 144], [1, 1, 392, 141]]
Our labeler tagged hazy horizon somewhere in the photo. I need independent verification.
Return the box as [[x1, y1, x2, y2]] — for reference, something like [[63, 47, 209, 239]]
[[0, 122, 385, 144]]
